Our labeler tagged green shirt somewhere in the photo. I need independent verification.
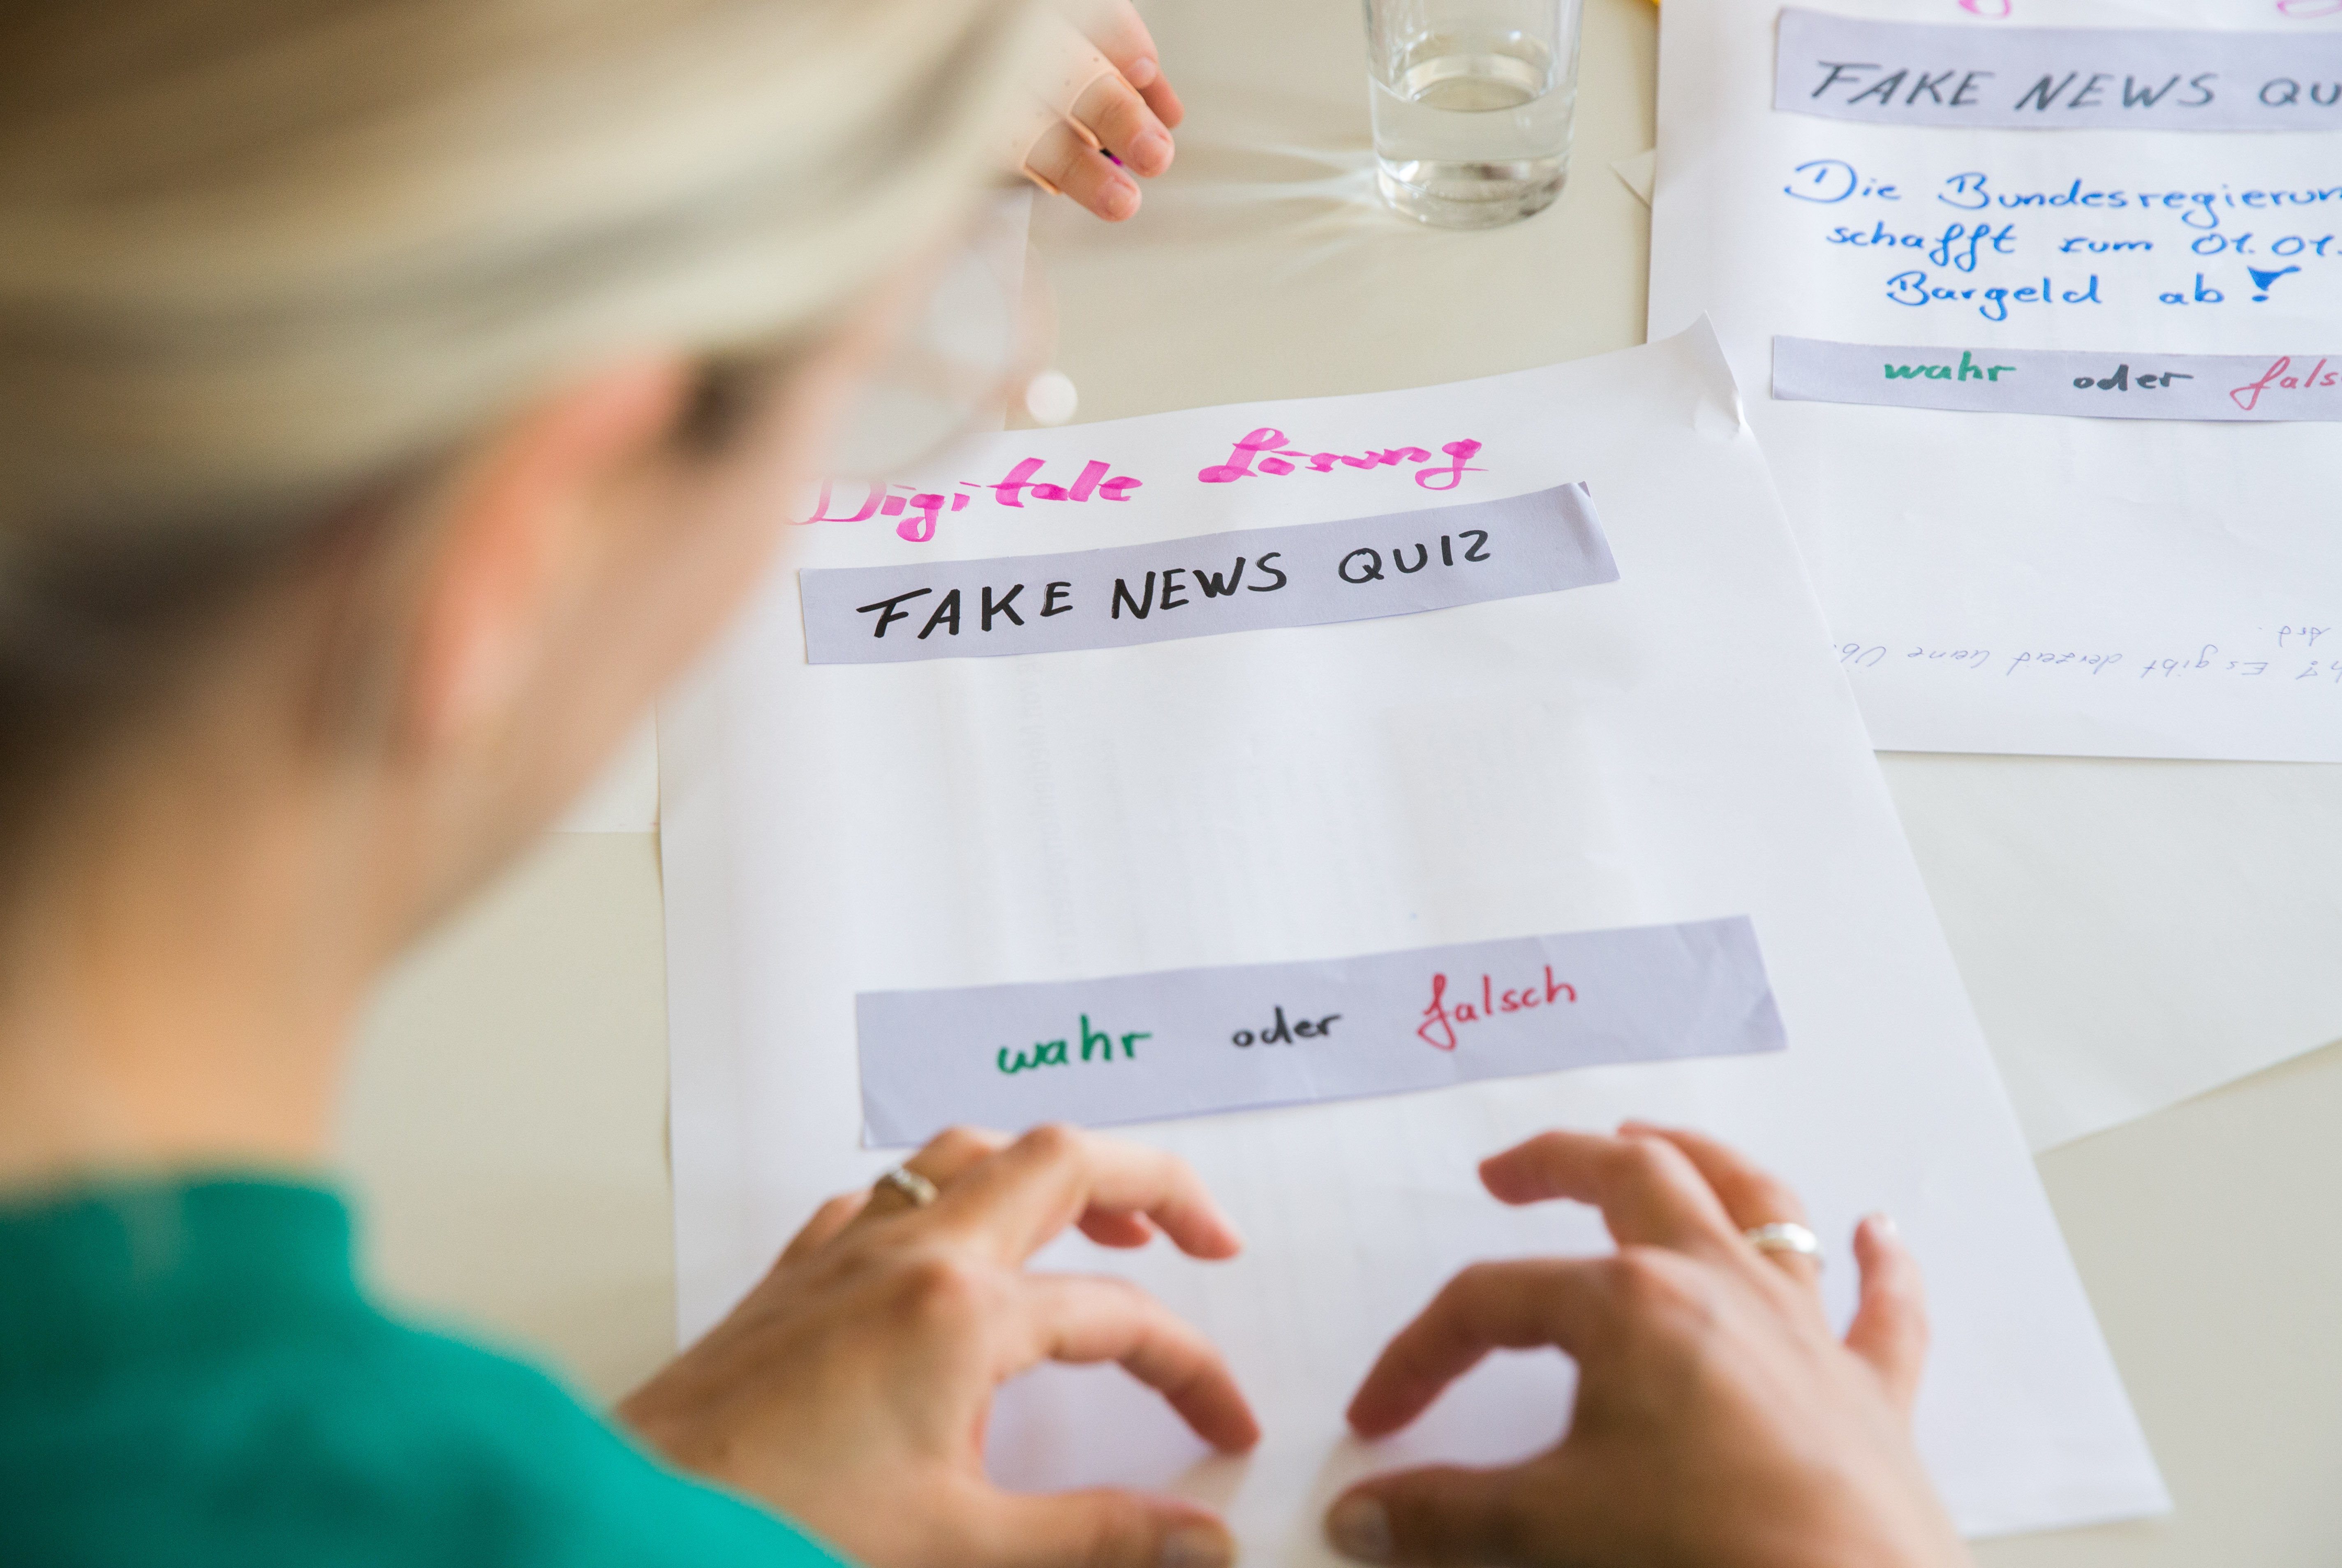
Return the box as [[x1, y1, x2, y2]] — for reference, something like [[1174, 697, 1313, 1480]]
[[0, 1178, 850, 1568]]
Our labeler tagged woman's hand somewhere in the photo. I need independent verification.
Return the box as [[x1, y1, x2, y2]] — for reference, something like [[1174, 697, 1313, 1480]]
[[1325, 1124, 1972, 1568], [621, 1124, 1257, 1568], [1018, 1, 1186, 221]]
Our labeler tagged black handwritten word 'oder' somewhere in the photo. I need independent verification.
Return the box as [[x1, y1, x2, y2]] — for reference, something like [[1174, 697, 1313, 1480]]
[[1231, 1007, 1340, 1048], [2069, 364, 2194, 392]]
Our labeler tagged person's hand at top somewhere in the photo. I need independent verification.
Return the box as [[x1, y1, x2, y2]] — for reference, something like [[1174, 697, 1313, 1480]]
[[1011, 0, 1187, 221], [1325, 1124, 1972, 1568], [620, 1124, 1257, 1568]]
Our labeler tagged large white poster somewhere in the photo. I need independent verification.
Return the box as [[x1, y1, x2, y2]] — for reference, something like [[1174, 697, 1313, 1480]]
[[658, 327, 2164, 1554], [1652, 0, 2342, 759]]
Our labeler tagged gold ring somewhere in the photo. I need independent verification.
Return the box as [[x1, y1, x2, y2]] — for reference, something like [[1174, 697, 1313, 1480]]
[[876, 1165, 939, 1208]]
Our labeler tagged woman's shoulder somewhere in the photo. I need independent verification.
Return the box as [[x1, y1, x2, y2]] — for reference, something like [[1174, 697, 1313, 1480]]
[[0, 1177, 850, 1568], [7, 1302, 850, 1568]]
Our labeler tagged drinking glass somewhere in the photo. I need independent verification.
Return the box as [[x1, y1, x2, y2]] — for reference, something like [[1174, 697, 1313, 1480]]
[[1362, 0, 1583, 229]]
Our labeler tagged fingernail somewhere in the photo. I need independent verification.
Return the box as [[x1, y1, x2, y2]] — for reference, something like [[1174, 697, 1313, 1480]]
[[1125, 53, 1160, 87], [1868, 1211, 1900, 1239], [1103, 179, 1139, 218], [1128, 129, 1171, 167], [1327, 1496, 1394, 1563], [1158, 1522, 1232, 1568]]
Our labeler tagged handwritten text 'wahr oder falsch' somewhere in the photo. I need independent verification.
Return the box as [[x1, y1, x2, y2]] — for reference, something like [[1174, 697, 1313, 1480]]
[[853, 918, 1784, 1146], [1773, 336, 2342, 420]]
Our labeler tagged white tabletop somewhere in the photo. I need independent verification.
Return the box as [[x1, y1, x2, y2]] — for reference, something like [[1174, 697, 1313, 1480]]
[[337, 0, 2342, 1560]]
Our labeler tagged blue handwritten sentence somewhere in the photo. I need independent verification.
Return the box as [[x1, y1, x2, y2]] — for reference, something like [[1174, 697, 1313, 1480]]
[[1783, 160, 2340, 319]]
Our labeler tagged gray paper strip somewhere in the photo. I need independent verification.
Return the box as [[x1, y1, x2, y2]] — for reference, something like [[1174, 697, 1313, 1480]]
[[1776, 9, 2342, 131], [800, 483, 1615, 665], [856, 918, 1783, 1146], [1773, 336, 2342, 420]]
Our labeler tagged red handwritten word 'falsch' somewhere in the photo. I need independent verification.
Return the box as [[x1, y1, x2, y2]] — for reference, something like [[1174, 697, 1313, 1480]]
[[2230, 355, 2339, 413], [1199, 428, 1485, 491], [1417, 968, 1577, 1051]]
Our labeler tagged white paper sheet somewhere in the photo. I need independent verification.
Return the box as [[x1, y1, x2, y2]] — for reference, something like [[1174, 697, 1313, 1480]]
[[1877, 750, 2342, 1148], [658, 325, 2164, 1547], [1650, 0, 2342, 759]]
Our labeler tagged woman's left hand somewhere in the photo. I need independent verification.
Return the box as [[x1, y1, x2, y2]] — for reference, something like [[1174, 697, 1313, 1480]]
[[1322, 1124, 1958, 1568], [619, 1123, 1257, 1568]]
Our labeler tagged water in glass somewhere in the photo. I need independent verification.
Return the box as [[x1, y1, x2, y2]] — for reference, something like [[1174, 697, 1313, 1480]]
[[1369, 31, 1575, 228]]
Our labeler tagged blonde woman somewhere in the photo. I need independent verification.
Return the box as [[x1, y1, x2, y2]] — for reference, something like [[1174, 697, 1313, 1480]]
[[0, 4, 1964, 1567]]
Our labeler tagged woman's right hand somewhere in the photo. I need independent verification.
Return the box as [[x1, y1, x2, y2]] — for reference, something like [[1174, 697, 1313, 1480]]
[[1325, 1124, 1973, 1568], [1015, 1, 1185, 221], [620, 1124, 1256, 1568]]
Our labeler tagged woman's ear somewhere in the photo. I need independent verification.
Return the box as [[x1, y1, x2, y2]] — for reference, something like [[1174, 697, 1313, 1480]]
[[404, 357, 694, 752]]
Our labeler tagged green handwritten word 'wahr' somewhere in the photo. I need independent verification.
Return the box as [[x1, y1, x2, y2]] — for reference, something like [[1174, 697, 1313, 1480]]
[[997, 1014, 1153, 1075], [1883, 350, 2016, 383]]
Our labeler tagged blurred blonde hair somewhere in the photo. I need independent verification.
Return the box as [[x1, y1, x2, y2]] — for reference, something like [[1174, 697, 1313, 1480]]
[[0, 0, 1044, 543]]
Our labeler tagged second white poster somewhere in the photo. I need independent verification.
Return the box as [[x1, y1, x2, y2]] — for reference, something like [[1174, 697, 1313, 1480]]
[[1652, 0, 2342, 760]]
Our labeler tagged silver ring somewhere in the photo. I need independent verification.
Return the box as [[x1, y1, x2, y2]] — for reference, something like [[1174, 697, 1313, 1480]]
[[876, 1165, 939, 1208], [1743, 1221, 1821, 1265]]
